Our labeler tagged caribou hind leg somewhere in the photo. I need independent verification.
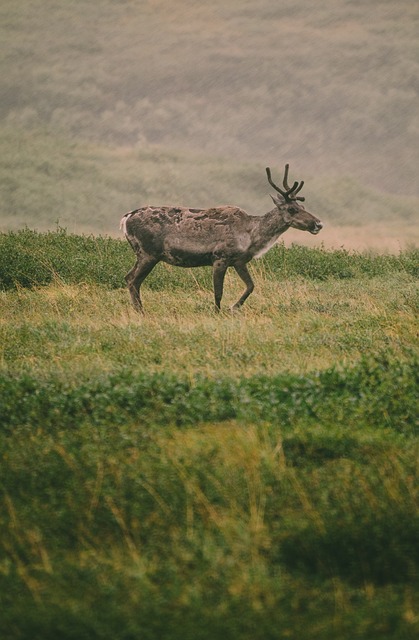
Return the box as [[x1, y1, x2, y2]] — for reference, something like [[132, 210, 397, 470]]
[[212, 260, 228, 312], [126, 255, 158, 312], [232, 264, 255, 310]]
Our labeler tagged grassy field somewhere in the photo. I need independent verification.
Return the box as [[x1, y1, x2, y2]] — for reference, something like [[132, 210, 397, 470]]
[[2, 2, 418, 635], [0, 230, 418, 639]]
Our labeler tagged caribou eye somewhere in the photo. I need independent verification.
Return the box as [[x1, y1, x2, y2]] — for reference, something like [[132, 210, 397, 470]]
[[288, 206, 298, 214]]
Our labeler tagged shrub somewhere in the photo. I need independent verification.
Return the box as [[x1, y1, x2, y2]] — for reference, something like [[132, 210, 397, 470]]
[[0, 352, 417, 434]]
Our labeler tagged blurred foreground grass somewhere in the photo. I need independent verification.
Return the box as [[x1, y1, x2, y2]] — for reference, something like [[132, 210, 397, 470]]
[[0, 230, 418, 639]]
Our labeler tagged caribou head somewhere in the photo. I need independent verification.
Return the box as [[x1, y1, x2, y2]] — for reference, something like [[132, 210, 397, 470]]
[[266, 164, 323, 235]]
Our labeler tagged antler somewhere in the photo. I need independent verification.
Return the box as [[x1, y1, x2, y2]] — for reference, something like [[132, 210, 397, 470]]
[[284, 164, 305, 197], [266, 164, 305, 201]]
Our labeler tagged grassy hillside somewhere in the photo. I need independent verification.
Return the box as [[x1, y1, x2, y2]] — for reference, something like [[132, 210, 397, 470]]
[[1, 0, 419, 244], [0, 231, 418, 638], [2, 0, 418, 190], [1, 128, 418, 248]]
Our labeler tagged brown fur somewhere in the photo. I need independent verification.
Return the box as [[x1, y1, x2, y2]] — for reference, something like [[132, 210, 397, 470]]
[[121, 166, 322, 312]]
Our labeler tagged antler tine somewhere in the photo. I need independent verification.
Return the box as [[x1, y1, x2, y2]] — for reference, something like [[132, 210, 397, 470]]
[[283, 164, 306, 201], [284, 164, 305, 194], [266, 167, 287, 197], [266, 166, 302, 201], [291, 180, 305, 201], [266, 167, 298, 197], [293, 180, 304, 194], [283, 163, 291, 190]]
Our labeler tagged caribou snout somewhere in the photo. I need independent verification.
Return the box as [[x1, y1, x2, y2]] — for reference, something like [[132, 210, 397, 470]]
[[310, 220, 323, 235]]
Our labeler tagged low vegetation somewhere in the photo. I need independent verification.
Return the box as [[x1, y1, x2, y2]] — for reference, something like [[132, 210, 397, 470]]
[[1, 227, 418, 291], [0, 230, 418, 638], [2, 1, 418, 635]]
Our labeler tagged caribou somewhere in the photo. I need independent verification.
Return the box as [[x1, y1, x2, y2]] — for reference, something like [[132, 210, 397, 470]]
[[120, 164, 323, 312]]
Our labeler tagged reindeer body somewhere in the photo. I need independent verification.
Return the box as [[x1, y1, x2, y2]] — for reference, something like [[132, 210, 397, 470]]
[[121, 165, 323, 312], [122, 205, 289, 267]]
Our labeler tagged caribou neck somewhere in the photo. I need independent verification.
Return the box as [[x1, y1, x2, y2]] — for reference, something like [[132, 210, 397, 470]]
[[257, 207, 290, 241], [249, 207, 290, 259]]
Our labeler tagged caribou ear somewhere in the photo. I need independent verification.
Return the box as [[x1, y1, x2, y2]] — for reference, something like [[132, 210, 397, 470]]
[[271, 193, 285, 205]]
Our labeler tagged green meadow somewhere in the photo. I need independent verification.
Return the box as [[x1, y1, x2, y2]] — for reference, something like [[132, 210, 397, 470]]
[[0, 230, 418, 639], [1, 0, 419, 637]]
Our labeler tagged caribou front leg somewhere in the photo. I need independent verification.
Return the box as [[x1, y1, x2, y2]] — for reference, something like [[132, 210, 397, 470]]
[[232, 264, 254, 310]]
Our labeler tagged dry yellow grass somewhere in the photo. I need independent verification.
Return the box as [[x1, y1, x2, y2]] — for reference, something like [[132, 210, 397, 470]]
[[1, 269, 417, 380]]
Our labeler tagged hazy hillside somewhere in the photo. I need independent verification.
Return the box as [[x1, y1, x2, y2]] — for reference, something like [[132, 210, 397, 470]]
[[1, 0, 418, 243]]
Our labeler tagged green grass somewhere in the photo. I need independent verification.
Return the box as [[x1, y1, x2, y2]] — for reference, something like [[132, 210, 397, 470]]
[[0, 230, 418, 380], [0, 231, 418, 639], [2, 0, 419, 632], [1, 395, 418, 639], [1, 228, 418, 290], [1, 351, 418, 435]]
